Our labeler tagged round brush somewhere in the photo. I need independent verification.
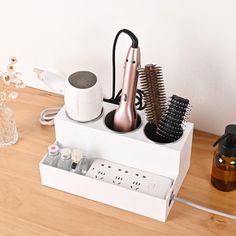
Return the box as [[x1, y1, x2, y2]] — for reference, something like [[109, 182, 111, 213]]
[[139, 64, 166, 127]]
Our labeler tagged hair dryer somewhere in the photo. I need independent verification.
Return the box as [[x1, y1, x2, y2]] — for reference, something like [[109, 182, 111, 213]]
[[113, 29, 140, 132]]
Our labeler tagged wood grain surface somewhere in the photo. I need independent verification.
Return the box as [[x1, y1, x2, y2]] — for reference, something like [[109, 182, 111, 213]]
[[0, 87, 235, 236]]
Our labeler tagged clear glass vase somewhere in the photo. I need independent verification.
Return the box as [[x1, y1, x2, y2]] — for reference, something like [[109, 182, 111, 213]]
[[0, 106, 18, 147]]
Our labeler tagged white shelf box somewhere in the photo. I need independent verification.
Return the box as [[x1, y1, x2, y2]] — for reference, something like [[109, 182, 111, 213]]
[[39, 102, 193, 222]]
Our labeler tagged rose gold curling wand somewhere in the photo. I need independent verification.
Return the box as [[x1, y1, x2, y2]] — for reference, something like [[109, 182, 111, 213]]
[[113, 29, 140, 132]]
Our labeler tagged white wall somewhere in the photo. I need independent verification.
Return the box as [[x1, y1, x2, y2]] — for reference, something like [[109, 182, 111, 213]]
[[1, 0, 236, 135]]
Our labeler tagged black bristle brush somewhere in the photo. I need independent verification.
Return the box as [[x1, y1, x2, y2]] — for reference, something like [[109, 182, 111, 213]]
[[139, 64, 166, 127], [156, 95, 191, 143]]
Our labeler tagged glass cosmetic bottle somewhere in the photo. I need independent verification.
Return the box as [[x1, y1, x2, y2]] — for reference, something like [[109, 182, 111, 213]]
[[76, 157, 90, 175], [211, 124, 236, 191], [44, 144, 60, 167], [57, 148, 72, 171]]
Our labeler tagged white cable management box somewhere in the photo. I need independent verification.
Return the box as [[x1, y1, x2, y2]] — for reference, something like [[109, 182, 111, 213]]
[[39, 102, 193, 222]]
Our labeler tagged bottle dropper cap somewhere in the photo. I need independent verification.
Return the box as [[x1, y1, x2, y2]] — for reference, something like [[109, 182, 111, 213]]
[[48, 144, 59, 155], [213, 124, 236, 157]]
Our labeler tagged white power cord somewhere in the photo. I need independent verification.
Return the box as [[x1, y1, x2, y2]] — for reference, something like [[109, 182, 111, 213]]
[[34, 68, 62, 126], [39, 107, 61, 126], [175, 197, 236, 220]]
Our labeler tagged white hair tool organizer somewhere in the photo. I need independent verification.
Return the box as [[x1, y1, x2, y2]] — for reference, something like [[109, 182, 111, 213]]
[[38, 29, 193, 222]]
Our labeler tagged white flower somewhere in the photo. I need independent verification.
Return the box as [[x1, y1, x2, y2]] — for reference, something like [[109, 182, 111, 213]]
[[2, 73, 11, 85], [15, 79, 25, 88], [9, 57, 17, 65], [0, 56, 24, 105], [7, 64, 15, 73], [0, 92, 7, 101], [9, 72, 22, 83], [0, 71, 4, 80], [1, 71, 22, 85], [12, 71, 22, 78], [8, 91, 18, 99]]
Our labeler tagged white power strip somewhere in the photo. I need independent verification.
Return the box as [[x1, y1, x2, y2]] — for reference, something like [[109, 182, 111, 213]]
[[86, 159, 173, 199]]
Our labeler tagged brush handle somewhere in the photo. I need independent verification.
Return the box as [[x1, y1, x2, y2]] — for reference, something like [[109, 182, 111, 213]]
[[113, 47, 140, 132]]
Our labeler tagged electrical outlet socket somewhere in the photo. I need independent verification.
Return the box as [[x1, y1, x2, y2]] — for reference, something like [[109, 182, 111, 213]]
[[86, 159, 173, 199]]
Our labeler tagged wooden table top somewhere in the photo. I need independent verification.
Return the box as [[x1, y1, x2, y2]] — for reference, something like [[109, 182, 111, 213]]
[[0, 87, 235, 236]]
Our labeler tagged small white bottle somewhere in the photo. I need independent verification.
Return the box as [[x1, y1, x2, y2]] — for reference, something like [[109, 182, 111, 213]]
[[44, 144, 60, 167], [57, 148, 72, 171]]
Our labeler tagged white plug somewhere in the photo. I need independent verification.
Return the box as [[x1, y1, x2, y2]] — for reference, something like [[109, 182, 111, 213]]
[[86, 159, 173, 199], [34, 68, 65, 95]]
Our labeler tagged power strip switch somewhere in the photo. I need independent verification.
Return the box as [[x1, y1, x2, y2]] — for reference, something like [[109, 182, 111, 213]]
[[86, 159, 173, 199]]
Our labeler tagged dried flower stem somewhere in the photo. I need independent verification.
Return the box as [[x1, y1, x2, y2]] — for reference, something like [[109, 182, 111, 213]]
[[0, 57, 25, 107]]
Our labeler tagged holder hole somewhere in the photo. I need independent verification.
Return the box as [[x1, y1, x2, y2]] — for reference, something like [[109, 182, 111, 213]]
[[104, 110, 141, 133], [144, 122, 183, 144]]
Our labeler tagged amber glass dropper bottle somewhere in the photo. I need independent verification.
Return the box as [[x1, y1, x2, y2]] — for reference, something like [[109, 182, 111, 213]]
[[211, 124, 236, 191]]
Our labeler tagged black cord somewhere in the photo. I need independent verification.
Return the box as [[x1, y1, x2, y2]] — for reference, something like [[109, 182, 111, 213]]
[[103, 29, 123, 101], [103, 29, 145, 110]]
